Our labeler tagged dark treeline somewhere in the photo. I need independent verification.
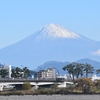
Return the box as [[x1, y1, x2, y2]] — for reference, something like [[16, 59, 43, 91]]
[[62, 62, 100, 81]]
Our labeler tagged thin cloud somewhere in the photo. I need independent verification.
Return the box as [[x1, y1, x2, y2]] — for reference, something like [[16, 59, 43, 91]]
[[92, 49, 100, 56]]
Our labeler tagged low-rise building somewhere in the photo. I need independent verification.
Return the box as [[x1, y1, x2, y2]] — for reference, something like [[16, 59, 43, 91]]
[[34, 67, 56, 79], [91, 74, 100, 82]]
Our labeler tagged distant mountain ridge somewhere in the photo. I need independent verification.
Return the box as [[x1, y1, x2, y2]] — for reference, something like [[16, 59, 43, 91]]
[[76, 58, 100, 70], [36, 61, 70, 75], [0, 23, 100, 69], [35, 59, 100, 75]]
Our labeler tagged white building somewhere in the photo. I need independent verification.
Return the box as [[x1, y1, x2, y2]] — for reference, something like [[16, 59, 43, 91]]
[[0, 64, 12, 78], [34, 67, 56, 79], [91, 74, 100, 82], [46, 67, 56, 79]]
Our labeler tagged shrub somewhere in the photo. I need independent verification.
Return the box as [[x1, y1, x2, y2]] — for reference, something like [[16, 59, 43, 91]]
[[22, 82, 31, 90], [74, 78, 95, 93]]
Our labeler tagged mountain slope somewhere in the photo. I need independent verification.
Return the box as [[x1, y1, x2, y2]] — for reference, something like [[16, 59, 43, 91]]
[[35, 61, 70, 75], [77, 58, 100, 70], [34, 59, 100, 75], [0, 24, 100, 69]]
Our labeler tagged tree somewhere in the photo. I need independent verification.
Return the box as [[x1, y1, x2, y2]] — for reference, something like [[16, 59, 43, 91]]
[[63, 62, 76, 81], [63, 62, 84, 81], [63, 62, 94, 80], [11, 69, 16, 78], [75, 63, 84, 78], [96, 69, 100, 75], [84, 63, 94, 78], [11, 67, 30, 78], [0, 69, 8, 78], [11, 67, 23, 78], [23, 67, 30, 78], [74, 78, 95, 93], [16, 67, 23, 78]]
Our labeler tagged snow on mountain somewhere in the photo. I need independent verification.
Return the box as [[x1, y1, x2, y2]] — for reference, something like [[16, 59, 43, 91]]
[[24, 23, 81, 42], [0, 23, 100, 69], [35, 23, 81, 40]]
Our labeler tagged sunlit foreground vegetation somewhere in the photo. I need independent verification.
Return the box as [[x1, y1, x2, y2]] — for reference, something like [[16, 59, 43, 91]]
[[0, 62, 100, 95], [0, 79, 100, 95]]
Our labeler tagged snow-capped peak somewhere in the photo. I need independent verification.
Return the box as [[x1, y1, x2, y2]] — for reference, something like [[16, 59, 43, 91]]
[[35, 23, 80, 40]]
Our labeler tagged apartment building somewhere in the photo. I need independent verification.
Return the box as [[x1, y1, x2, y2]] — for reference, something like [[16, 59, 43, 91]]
[[34, 67, 56, 79]]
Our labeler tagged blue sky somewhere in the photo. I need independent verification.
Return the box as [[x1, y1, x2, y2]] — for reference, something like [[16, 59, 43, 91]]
[[0, 0, 100, 49]]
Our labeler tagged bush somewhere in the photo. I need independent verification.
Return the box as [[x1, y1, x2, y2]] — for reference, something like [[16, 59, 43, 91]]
[[22, 82, 31, 90], [74, 78, 95, 93]]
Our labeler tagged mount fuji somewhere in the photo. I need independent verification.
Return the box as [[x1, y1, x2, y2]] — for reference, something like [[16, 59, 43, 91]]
[[0, 23, 100, 69]]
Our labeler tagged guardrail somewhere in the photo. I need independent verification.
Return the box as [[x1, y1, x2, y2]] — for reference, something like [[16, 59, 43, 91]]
[[0, 78, 65, 82]]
